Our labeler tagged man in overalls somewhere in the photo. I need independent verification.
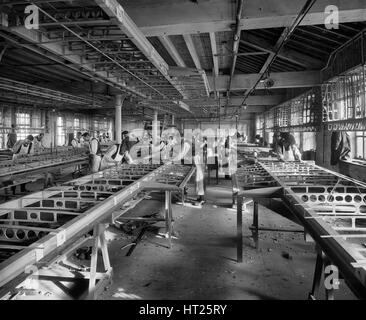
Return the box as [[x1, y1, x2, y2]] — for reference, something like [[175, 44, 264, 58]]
[[82, 132, 102, 173]]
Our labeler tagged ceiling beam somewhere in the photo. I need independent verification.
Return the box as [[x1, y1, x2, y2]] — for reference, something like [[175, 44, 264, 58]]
[[151, 95, 283, 107], [209, 32, 219, 98], [234, 95, 284, 106], [209, 32, 219, 77], [183, 34, 201, 70], [208, 71, 321, 91], [240, 34, 323, 69], [226, 0, 244, 115], [159, 36, 186, 67], [95, 0, 191, 110], [243, 28, 289, 98], [122, 0, 366, 36], [5, 26, 145, 98], [183, 34, 210, 95]]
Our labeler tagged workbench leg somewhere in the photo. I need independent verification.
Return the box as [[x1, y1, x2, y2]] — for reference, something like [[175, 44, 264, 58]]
[[324, 257, 335, 301], [237, 196, 243, 263], [165, 191, 172, 249], [232, 185, 237, 208], [88, 225, 100, 299], [325, 285, 335, 300], [252, 201, 259, 249], [308, 250, 324, 300], [99, 229, 111, 271]]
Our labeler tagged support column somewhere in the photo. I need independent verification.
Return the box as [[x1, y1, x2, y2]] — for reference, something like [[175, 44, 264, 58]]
[[115, 95, 123, 143], [171, 114, 175, 126], [152, 110, 158, 146]]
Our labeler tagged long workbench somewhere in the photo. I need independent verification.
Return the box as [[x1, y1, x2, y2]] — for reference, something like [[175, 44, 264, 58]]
[[0, 162, 195, 299], [0, 147, 89, 181], [234, 160, 366, 300]]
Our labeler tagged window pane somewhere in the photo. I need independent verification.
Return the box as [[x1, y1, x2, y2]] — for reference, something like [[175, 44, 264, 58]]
[[57, 116, 66, 146], [356, 137, 364, 159]]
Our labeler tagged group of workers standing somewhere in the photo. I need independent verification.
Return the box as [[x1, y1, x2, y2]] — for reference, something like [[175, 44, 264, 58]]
[[6, 125, 46, 160], [71, 130, 135, 173], [6, 122, 302, 207], [70, 128, 241, 206], [254, 131, 302, 161]]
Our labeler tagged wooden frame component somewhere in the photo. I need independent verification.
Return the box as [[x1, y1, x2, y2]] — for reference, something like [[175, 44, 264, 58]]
[[235, 160, 366, 299], [0, 163, 194, 297]]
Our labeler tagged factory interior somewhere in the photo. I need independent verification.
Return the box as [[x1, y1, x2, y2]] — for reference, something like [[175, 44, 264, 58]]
[[0, 0, 366, 302]]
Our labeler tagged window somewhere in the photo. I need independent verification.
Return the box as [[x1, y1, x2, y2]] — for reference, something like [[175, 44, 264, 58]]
[[302, 132, 316, 151], [255, 114, 263, 136], [322, 65, 366, 122], [293, 132, 301, 147], [80, 116, 88, 132], [265, 109, 274, 130], [31, 110, 41, 129], [275, 105, 289, 128], [16, 112, 31, 140], [74, 118, 80, 137], [355, 131, 366, 160], [56, 116, 66, 146], [93, 119, 99, 137], [291, 98, 303, 126]]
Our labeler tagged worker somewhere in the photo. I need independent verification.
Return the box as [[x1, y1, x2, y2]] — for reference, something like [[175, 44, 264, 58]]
[[6, 124, 17, 150], [82, 132, 102, 173], [100, 137, 134, 170], [272, 132, 281, 150], [223, 131, 238, 179], [100, 133, 107, 144], [122, 130, 129, 141], [70, 131, 84, 176], [193, 134, 206, 205], [100, 142, 134, 171], [276, 132, 302, 162], [71, 132, 82, 148], [34, 133, 45, 151], [161, 135, 179, 162], [172, 134, 205, 206], [12, 135, 34, 160]]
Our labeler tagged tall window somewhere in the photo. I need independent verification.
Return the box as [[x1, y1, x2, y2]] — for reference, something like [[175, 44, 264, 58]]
[[355, 131, 366, 160], [56, 116, 66, 146], [293, 132, 301, 148], [322, 66, 366, 122], [0, 108, 4, 149], [302, 132, 316, 151], [16, 112, 31, 140], [93, 119, 99, 137], [255, 114, 263, 136], [31, 111, 41, 129], [74, 118, 80, 137]]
